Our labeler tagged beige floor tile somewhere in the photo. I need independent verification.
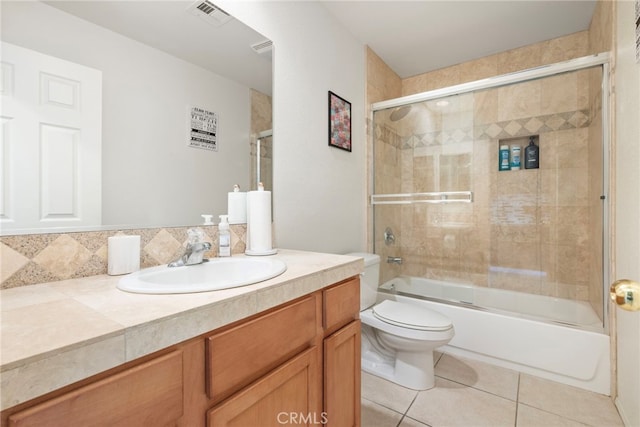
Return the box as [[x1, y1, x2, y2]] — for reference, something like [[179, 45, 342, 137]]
[[435, 353, 519, 400], [362, 371, 418, 414], [518, 374, 623, 427], [407, 377, 517, 427], [361, 398, 404, 427], [399, 416, 431, 427], [517, 404, 590, 427]]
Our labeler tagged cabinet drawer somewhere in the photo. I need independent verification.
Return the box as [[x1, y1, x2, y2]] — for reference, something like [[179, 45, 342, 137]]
[[8, 351, 183, 427], [207, 346, 321, 427], [206, 294, 318, 402], [323, 277, 360, 334]]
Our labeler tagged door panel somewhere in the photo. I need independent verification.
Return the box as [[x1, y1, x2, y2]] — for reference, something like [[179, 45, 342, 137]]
[[1, 42, 101, 231]]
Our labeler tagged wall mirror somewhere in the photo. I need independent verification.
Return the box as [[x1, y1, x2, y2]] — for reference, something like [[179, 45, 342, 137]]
[[0, 0, 273, 235]]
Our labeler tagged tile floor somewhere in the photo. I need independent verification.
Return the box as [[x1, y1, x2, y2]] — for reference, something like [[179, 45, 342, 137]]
[[361, 352, 625, 427]]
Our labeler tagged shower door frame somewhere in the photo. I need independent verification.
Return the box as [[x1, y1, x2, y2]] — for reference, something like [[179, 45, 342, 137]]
[[371, 53, 612, 333]]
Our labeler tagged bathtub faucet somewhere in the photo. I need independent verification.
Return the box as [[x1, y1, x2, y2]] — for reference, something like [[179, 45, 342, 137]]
[[387, 256, 403, 265]]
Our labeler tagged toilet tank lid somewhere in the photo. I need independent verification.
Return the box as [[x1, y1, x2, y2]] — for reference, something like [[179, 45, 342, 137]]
[[345, 252, 380, 267]]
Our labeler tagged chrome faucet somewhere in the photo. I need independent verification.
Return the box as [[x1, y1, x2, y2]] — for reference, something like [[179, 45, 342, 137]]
[[168, 228, 212, 267], [387, 256, 403, 265]]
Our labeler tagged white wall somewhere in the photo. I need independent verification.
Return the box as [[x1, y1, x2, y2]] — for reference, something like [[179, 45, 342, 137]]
[[220, 1, 367, 254], [614, 1, 640, 425], [1, 1, 251, 228]]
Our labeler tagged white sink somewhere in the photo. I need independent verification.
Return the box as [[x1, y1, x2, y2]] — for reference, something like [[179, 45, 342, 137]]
[[117, 257, 287, 294]]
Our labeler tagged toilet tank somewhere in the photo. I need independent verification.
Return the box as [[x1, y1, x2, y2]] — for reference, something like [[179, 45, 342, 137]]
[[345, 252, 380, 310]]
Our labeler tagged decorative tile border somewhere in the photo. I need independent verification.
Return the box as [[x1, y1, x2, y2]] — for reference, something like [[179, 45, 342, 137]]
[[374, 109, 591, 150], [0, 225, 247, 289], [474, 109, 590, 141]]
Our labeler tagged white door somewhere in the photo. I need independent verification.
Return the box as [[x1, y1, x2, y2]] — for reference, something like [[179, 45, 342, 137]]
[[614, 2, 640, 426], [0, 41, 101, 232]]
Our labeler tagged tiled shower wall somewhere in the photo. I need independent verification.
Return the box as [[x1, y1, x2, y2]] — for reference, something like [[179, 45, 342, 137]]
[[0, 225, 247, 289], [374, 67, 603, 307], [250, 89, 273, 191], [369, 24, 611, 318]]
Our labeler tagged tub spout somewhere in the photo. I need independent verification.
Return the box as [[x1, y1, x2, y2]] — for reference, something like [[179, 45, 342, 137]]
[[387, 256, 403, 265]]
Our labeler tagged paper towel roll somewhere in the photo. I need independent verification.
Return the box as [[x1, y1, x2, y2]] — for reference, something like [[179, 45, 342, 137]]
[[228, 191, 247, 224], [246, 188, 275, 255], [108, 235, 141, 275]]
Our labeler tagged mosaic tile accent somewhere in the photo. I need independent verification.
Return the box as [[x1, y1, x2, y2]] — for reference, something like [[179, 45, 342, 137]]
[[475, 109, 590, 140], [375, 124, 403, 149], [0, 224, 247, 289], [374, 109, 591, 150]]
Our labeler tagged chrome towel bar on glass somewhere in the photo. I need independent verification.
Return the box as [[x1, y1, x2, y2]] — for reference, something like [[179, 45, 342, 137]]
[[371, 191, 473, 205]]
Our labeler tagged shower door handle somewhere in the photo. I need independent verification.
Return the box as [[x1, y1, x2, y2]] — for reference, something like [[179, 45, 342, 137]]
[[610, 279, 640, 311]]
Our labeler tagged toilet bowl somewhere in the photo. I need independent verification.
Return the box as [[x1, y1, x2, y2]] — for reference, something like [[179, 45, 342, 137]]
[[347, 252, 454, 390]]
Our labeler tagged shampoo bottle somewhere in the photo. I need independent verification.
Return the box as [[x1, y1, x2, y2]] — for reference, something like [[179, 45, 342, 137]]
[[218, 215, 231, 257], [524, 136, 540, 169], [499, 145, 510, 171], [510, 145, 521, 170]]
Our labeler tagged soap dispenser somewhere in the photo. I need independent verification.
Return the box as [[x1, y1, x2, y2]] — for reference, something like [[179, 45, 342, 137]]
[[218, 215, 231, 257], [524, 136, 540, 169]]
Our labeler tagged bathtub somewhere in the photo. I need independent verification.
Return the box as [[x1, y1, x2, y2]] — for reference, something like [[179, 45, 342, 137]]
[[378, 276, 611, 395]]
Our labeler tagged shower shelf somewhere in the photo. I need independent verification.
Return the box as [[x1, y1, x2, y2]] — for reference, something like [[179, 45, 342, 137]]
[[371, 191, 473, 205]]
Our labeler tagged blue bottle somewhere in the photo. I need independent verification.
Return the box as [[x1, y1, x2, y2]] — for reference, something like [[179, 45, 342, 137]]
[[499, 145, 510, 171]]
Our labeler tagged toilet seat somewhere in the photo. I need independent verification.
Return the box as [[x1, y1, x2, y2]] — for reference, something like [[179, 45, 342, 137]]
[[372, 300, 452, 331]]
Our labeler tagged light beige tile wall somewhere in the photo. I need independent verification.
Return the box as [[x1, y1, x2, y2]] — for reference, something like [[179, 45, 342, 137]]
[[0, 225, 247, 289], [588, 67, 605, 319], [587, 0, 614, 319], [250, 89, 273, 191], [371, 30, 611, 301], [402, 32, 589, 96], [367, 46, 403, 276], [588, 0, 614, 55]]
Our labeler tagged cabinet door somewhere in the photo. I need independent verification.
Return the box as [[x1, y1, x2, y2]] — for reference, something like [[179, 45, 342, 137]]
[[8, 351, 183, 427], [324, 320, 361, 427], [206, 294, 318, 403], [323, 277, 359, 335], [207, 347, 322, 427]]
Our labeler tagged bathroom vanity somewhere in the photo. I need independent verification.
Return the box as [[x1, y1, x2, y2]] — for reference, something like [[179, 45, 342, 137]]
[[0, 250, 363, 427]]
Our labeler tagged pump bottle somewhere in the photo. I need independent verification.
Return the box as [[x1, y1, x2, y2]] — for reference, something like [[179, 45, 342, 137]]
[[218, 215, 231, 257], [524, 136, 540, 169]]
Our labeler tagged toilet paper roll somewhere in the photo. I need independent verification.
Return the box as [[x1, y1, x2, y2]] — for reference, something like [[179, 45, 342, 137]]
[[228, 191, 247, 224], [246, 189, 275, 255], [108, 235, 141, 275]]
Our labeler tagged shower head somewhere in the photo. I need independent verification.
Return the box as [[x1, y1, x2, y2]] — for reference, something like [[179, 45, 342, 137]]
[[389, 105, 411, 122]]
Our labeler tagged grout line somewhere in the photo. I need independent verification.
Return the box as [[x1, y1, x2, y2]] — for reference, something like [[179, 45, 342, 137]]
[[514, 373, 521, 426], [433, 373, 518, 403], [398, 393, 421, 427], [362, 396, 412, 425]]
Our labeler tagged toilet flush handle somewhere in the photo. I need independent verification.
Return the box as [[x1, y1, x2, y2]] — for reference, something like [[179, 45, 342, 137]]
[[610, 279, 640, 311]]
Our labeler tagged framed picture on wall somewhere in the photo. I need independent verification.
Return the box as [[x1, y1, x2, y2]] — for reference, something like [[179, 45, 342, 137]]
[[328, 91, 352, 152]]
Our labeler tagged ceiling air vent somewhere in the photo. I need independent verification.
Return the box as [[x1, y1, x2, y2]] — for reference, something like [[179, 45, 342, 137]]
[[186, 0, 233, 27], [251, 39, 273, 57]]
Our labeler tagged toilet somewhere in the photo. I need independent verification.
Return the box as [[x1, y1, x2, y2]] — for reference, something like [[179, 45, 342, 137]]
[[348, 252, 454, 390]]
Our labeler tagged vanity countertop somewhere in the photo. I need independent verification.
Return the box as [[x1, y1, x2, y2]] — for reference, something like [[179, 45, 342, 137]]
[[0, 249, 363, 411]]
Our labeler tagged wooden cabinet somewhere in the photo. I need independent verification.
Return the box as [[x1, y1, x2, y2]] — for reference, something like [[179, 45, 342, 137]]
[[206, 294, 319, 404], [2, 276, 361, 427], [7, 351, 184, 427], [323, 278, 361, 427], [324, 320, 361, 427], [208, 347, 321, 427]]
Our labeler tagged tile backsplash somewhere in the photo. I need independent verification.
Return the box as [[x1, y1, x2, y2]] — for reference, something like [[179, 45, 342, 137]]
[[0, 225, 246, 289]]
